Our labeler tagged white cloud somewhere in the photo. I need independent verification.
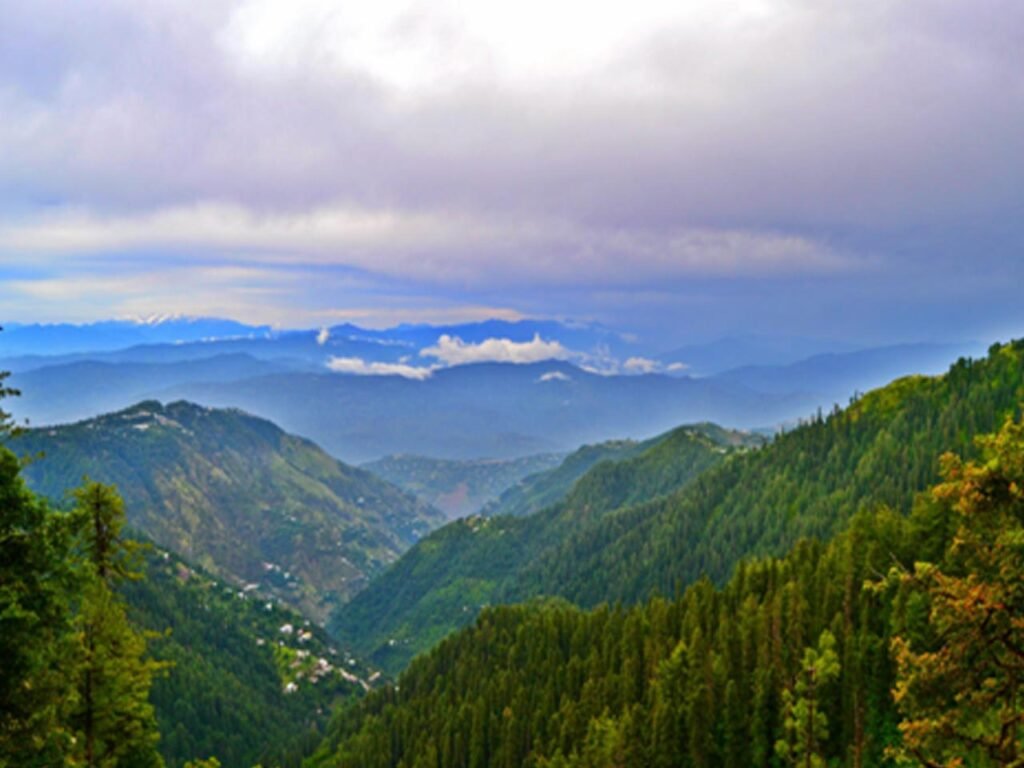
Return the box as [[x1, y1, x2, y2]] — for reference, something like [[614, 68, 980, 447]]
[[538, 370, 571, 383], [0, 0, 1019, 336], [220, 0, 763, 96], [316, 327, 330, 345], [421, 334, 569, 366], [666, 362, 689, 373], [326, 356, 434, 379], [623, 356, 660, 374]]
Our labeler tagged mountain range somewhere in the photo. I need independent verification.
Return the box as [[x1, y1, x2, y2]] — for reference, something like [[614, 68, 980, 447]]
[[327, 341, 1024, 673], [308, 340, 1024, 768], [329, 423, 763, 672], [12, 400, 443, 621], [2, 317, 981, 464], [5, 319, 1021, 768]]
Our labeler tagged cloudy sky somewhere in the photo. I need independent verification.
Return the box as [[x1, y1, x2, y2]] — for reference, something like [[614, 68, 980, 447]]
[[0, 0, 1021, 346]]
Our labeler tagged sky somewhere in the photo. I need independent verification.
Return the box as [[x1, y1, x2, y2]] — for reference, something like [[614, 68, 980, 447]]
[[0, 0, 1021, 347]]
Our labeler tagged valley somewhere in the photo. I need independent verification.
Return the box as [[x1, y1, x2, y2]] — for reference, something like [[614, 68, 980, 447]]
[[3, 325, 1020, 768], [4, 7, 1014, 765]]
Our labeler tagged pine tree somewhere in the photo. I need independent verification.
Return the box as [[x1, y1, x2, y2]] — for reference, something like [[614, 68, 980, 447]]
[[69, 481, 167, 768], [0, 448, 77, 766], [0, 354, 75, 766], [775, 630, 841, 768], [0, 328, 20, 436]]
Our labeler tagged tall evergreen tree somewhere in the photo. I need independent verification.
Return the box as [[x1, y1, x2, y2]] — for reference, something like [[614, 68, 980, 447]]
[[69, 481, 166, 768], [0, 448, 77, 766], [775, 630, 841, 768], [0, 349, 75, 766], [0, 327, 20, 436]]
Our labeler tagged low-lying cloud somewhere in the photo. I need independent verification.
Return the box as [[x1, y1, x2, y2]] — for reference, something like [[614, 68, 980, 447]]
[[326, 356, 433, 379], [421, 334, 570, 366], [622, 356, 660, 374], [538, 370, 571, 383]]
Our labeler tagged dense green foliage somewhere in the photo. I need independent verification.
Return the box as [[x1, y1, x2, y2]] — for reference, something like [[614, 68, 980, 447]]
[[334, 338, 1024, 675], [309, 504, 914, 767], [0, 464, 162, 766], [0, 438, 371, 768], [330, 424, 758, 673], [310, 414, 1024, 767], [507, 341, 1024, 606], [123, 547, 372, 768], [0, 448, 79, 765], [70, 481, 166, 768], [888, 419, 1024, 766], [480, 422, 759, 520], [479, 438, 655, 519], [335, 337, 1024, 675], [13, 400, 443, 621], [364, 452, 563, 520]]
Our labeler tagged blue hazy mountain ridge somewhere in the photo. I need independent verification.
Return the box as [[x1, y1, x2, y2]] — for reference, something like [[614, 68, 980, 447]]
[[0, 317, 982, 465], [0, 330, 413, 374], [713, 342, 982, 394], [4, 344, 981, 465], [656, 335, 978, 378], [656, 334, 864, 376], [330, 318, 646, 359], [7, 354, 292, 427], [0, 317, 644, 371], [0, 317, 271, 356], [157, 361, 800, 463]]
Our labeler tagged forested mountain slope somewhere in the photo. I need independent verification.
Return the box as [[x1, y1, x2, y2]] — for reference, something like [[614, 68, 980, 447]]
[[329, 424, 758, 672], [310, 414, 1024, 768], [12, 401, 443, 621], [508, 341, 1024, 607], [479, 438, 656, 519], [331, 342, 1023, 675], [125, 547, 373, 768]]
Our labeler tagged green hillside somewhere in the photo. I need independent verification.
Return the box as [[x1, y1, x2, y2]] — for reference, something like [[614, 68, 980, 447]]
[[309, 412, 1024, 768], [363, 452, 563, 519], [329, 423, 759, 672], [124, 547, 374, 768], [479, 438, 655, 518], [509, 341, 1024, 607], [483, 423, 763, 520], [331, 343, 1023, 677], [13, 400, 443, 621]]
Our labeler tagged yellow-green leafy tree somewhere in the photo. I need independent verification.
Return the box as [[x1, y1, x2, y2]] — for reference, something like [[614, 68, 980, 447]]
[[891, 416, 1024, 766]]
